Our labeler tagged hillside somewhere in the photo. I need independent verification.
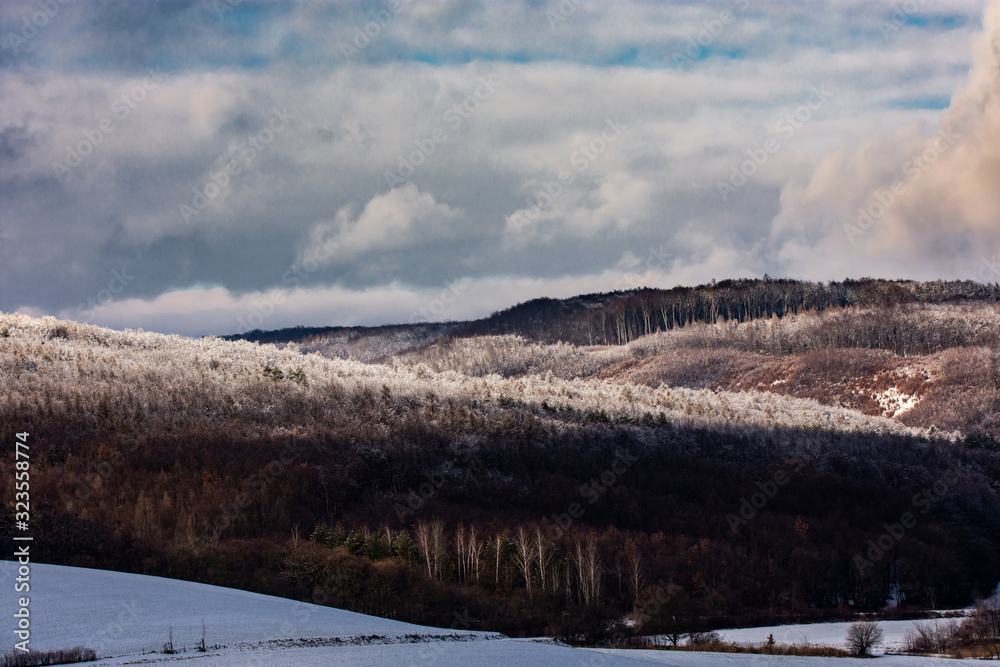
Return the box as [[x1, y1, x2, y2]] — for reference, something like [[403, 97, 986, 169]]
[[2, 286, 1000, 639], [395, 303, 1000, 438], [226, 279, 1000, 358], [2, 564, 976, 666]]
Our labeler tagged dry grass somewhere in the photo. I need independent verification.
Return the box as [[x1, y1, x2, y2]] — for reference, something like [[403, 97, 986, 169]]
[[0, 647, 97, 667], [587, 637, 851, 657]]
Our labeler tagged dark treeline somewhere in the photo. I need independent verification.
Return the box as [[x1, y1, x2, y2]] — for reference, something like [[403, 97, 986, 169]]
[[461, 278, 1000, 346], [220, 278, 1000, 356], [5, 384, 1000, 637]]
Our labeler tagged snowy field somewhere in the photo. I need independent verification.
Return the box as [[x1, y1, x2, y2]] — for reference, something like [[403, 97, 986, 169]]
[[716, 617, 965, 654], [0, 563, 979, 666]]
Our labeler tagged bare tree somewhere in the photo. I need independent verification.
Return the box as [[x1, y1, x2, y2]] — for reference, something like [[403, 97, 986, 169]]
[[492, 530, 508, 586], [468, 523, 483, 583], [414, 521, 433, 578], [455, 523, 466, 582], [964, 596, 1000, 658], [512, 526, 536, 601], [846, 620, 883, 656], [627, 546, 644, 612], [575, 538, 602, 606], [534, 525, 553, 593], [430, 519, 446, 579]]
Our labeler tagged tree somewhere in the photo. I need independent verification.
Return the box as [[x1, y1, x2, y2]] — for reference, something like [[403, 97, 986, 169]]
[[468, 524, 483, 583], [846, 620, 883, 656], [392, 531, 416, 564], [430, 519, 446, 579], [626, 543, 643, 613], [513, 526, 536, 601], [575, 538, 601, 606], [414, 521, 434, 578], [534, 525, 554, 593]]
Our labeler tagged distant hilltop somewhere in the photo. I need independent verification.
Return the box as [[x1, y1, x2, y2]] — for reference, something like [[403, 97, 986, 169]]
[[224, 277, 1000, 351]]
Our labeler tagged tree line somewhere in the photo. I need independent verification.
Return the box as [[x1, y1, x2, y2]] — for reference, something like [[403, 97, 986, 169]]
[[462, 278, 1000, 346]]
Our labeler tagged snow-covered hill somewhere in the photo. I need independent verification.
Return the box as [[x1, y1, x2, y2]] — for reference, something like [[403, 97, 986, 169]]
[[0, 563, 980, 666]]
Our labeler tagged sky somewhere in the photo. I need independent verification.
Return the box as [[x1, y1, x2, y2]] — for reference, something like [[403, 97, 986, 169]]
[[1, 0, 999, 337]]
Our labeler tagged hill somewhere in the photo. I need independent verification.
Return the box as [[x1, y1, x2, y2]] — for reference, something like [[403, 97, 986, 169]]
[[2, 279, 999, 639], [224, 278, 1000, 356], [1, 563, 979, 666]]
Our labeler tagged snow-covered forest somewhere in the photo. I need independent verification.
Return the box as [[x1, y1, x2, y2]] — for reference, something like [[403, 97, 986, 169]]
[[2, 284, 999, 639]]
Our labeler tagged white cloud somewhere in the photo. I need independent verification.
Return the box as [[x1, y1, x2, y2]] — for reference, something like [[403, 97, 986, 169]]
[[771, 0, 1000, 281], [304, 183, 461, 262], [2, 0, 996, 334]]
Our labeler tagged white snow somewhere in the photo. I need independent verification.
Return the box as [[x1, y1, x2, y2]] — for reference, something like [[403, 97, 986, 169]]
[[592, 649, 971, 666], [0, 563, 978, 666], [717, 619, 923, 652], [872, 387, 919, 416]]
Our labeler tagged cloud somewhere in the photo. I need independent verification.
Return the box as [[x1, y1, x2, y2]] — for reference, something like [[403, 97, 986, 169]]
[[1, 0, 995, 335], [303, 183, 461, 262], [771, 0, 1000, 280]]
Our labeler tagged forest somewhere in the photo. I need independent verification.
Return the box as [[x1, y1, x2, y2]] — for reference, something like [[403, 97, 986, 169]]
[[2, 279, 999, 638]]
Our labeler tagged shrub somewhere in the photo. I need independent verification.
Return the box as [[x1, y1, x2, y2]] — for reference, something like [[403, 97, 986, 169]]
[[688, 631, 722, 646], [903, 619, 959, 653], [961, 596, 1000, 659], [0, 647, 97, 666], [262, 364, 284, 381], [846, 620, 883, 656], [287, 367, 307, 386]]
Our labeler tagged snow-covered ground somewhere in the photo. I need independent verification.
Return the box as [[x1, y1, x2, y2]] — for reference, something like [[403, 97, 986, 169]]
[[0, 563, 979, 666], [716, 618, 959, 653]]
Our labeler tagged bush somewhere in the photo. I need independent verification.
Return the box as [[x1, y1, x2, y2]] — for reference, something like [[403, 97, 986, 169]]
[[846, 620, 883, 656], [960, 596, 1000, 659], [687, 631, 722, 646], [903, 619, 959, 653], [0, 647, 96, 666]]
